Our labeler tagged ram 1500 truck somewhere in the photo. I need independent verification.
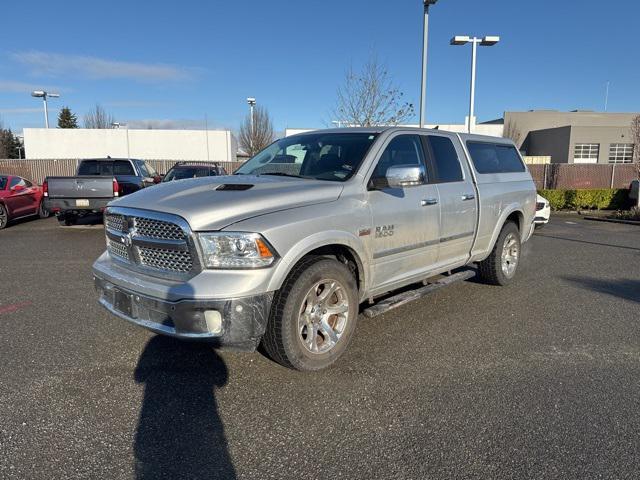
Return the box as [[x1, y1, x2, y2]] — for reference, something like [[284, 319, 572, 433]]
[[44, 158, 160, 225], [93, 128, 536, 371]]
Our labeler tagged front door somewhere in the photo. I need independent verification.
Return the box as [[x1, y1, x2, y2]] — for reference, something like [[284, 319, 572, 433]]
[[366, 134, 441, 292]]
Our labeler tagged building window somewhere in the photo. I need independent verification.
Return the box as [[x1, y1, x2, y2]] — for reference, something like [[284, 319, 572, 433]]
[[573, 143, 600, 162], [608, 143, 634, 164]]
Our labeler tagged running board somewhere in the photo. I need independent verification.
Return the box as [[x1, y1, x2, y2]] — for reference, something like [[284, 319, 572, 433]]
[[363, 269, 476, 318]]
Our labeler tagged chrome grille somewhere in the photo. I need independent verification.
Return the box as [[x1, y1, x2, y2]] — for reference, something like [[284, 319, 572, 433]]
[[134, 218, 186, 240], [105, 214, 127, 232], [107, 239, 129, 261], [104, 209, 197, 277], [138, 247, 193, 272]]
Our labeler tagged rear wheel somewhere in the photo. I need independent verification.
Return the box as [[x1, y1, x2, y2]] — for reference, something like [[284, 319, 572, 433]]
[[477, 221, 521, 286], [0, 204, 8, 229], [262, 257, 358, 371], [38, 200, 50, 219]]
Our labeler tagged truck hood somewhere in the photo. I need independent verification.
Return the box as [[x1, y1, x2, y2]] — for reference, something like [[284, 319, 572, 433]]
[[110, 175, 344, 231]]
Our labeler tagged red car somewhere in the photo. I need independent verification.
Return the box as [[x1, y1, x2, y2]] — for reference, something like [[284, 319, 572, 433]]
[[0, 175, 50, 229]]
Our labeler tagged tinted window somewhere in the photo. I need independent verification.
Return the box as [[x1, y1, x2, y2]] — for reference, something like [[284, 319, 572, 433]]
[[138, 161, 149, 177], [77, 160, 135, 176], [371, 135, 426, 185], [113, 160, 135, 175], [466, 142, 525, 174], [9, 177, 26, 188], [0, 177, 7, 190], [425, 136, 463, 182], [235, 132, 378, 182], [163, 166, 215, 182]]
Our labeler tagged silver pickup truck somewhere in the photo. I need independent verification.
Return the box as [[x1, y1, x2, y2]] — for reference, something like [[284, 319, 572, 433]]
[[93, 127, 536, 371]]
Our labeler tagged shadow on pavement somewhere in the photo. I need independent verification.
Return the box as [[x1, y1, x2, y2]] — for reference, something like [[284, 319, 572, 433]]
[[562, 276, 640, 304], [134, 336, 236, 479]]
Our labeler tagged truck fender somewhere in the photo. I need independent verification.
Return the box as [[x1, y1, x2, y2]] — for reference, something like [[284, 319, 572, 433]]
[[486, 204, 525, 254], [266, 230, 370, 297]]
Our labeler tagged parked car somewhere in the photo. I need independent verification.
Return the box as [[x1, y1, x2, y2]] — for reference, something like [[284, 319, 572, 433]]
[[0, 175, 49, 229], [44, 158, 161, 226], [162, 162, 227, 182], [534, 194, 550, 228], [93, 128, 536, 371]]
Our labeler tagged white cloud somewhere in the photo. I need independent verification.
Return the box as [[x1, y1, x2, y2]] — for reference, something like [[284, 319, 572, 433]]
[[0, 107, 43, 114], [0, 80, 64, 93], [11, 51, 194, 83]]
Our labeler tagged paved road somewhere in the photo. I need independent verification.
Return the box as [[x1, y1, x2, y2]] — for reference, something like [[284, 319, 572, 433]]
[[1, 215, 639, 479]]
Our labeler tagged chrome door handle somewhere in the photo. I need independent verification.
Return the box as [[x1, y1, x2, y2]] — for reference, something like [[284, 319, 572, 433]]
[[461, 193, 475, 201], [421, 198, 438, 206]]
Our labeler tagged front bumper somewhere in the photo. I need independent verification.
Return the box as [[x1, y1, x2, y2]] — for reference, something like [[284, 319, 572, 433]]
[[94, 274, 273, 351]]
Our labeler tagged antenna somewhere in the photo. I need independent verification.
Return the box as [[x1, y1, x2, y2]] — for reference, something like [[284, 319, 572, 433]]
[[604, 81, 610, 112]]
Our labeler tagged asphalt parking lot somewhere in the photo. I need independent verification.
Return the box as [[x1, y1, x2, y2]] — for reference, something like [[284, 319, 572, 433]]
[[1, 214, 639, 479]]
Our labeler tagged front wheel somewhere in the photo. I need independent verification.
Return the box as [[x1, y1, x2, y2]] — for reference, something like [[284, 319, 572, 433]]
[[262, 257, 359, 371], [477, 221, 521, 286]]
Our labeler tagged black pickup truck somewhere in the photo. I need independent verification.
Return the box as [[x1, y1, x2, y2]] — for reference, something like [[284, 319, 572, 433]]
[[44, 158, 160, 225]]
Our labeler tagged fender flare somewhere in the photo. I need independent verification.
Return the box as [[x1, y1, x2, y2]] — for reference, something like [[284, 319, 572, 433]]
[[266, 230, 370, 297], [486, 204, 524, 254]]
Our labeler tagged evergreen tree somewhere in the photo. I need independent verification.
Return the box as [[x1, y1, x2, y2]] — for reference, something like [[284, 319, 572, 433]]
[[58, 106, 79, 128], [0, 128, 22, 158]]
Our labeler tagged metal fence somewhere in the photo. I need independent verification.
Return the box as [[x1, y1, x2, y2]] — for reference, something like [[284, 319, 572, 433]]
[[1, 159, 638, 191], [529, 164, 638, 190], [0, 159, 245, 184]]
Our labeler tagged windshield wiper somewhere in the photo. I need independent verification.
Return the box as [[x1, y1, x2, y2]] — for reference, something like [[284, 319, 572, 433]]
[[259, 172, 306, 179]]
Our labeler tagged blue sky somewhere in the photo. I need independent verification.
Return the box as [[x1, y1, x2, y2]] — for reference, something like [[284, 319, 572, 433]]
[[1, 0, 638, 134]]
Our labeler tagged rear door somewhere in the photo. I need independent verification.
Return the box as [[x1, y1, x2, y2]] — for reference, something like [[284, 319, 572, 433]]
[[366, 134, 441, 291], [422, 134, 478, 267]]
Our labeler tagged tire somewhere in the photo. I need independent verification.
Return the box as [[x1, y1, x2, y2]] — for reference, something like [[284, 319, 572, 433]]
[[262, 257, 359, 371], [477, 221, 521, 286], [38, 200, 50, 219], [0, 204, 8, 230]]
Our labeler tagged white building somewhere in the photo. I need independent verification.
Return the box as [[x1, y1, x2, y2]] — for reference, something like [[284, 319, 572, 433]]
[[24, 128, 237, 162]]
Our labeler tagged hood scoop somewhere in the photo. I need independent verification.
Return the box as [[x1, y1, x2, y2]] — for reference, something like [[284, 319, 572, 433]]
[[215, 183, 254, 191]]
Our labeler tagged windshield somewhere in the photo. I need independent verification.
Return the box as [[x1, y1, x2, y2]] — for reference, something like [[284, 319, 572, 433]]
[[0, 176, 7, 190], [163, 166, 215, 182], [235, 132, 378, 182]]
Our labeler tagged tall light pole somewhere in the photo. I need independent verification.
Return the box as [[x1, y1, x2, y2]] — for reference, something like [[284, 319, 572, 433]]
[[111, 122, 130, 159], [247, 97, 256, 152], [419, 0, 438, 128], [31, 90, 60, 128], [450, 35, 500, 133]]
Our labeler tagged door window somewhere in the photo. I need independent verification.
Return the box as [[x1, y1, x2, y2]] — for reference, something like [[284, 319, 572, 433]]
[[9, 177, 26, 189], [370, 135, 427, 188], [424, 136, 463, 183]]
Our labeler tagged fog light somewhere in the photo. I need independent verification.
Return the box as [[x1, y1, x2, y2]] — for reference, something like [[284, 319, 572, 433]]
[[204, 310, 222, 334]]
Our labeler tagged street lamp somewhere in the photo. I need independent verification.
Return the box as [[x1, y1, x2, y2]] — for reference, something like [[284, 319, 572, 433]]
[[31, 90, 60, 129], [247, 97, 256, 152], [450, 35, 500, 133], [111, 122, 130, 159], [419, 0, 438, 128]]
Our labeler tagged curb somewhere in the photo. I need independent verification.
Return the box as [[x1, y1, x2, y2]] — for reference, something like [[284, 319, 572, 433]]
[[583, 216, 640, 226]]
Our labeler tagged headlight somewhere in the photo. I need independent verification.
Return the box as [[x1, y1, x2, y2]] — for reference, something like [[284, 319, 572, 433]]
[[197, 232, 277, 269]]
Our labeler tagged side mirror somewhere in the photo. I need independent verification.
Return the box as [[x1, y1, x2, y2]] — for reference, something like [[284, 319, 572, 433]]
[[385, 165, 424, 188], [11, 184, 25, 192], [153, 175, 161, 184]]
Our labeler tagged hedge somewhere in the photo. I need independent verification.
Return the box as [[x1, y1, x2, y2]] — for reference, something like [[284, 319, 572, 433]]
[[538, 188, 629, 210]]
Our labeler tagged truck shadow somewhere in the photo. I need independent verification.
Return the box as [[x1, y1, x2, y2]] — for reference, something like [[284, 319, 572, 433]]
[[562, 276, 640, 304], [133, 336, 236, 479]]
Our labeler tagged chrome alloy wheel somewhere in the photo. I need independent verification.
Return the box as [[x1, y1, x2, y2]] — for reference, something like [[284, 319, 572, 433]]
[[501, 232, 519, 278], [298, 279, 350, 354], [0, 205, 7, 229]]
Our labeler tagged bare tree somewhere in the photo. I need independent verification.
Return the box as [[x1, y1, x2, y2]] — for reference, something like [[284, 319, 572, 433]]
[[332, 56, 414, 127], [239, 105, 275, 156], [83, 104, 115, 129], [631, 115, 640, 175], [503, 120, 522, 147]]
